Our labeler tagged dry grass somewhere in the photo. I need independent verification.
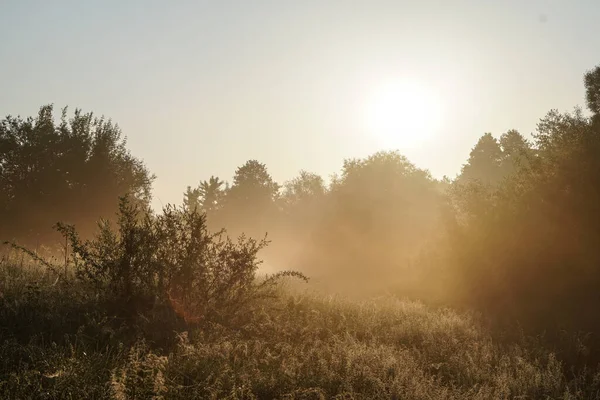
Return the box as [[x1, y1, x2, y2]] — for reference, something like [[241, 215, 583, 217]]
[[2, 263, 599, 399]]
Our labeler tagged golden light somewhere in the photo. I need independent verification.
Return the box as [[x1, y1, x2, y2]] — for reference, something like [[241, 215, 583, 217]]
[[364, 79, 444, 149]]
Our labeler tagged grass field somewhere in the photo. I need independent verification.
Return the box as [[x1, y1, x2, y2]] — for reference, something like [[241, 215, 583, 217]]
[[2, 261, 599, 400]]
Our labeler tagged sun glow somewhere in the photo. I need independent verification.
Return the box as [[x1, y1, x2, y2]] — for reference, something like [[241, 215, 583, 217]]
[[364, 79, 444, 149]]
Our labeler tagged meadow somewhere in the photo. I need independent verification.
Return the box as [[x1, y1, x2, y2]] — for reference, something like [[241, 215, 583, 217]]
[[1, 253, 599, 399]]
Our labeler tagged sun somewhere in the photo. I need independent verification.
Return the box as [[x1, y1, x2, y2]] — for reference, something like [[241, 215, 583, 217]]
[[364, 79, 444, 149]]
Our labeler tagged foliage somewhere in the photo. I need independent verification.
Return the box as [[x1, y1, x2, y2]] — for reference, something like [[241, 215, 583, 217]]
[[0, 105, 154, 247], [280, 170, 327, 211], [458, 133, 504, 185], [218, 160, 280, 239], [457, 130, 533, 186], [584, 64, 600, 118], [184, 176, 226, 216], [444, 102, 600, 353], [54, 195, 306, 329], [313, 151, 442, 292]]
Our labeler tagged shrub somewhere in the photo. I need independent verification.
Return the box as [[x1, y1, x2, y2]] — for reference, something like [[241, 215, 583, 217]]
[[54, 195, 307, 329]]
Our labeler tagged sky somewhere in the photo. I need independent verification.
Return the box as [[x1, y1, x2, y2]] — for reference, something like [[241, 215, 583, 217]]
[[2, 0, 599, 209]]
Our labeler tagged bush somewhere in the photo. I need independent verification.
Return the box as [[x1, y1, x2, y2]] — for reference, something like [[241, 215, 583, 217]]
[[54, 195, 306, 329]]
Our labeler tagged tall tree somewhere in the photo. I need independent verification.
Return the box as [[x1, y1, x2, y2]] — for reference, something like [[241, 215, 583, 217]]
[[183, 186, 201, 213], [0, 105, 154, 246], [458, 133, 504, 185], [198, 176, 225, 214], [281, 170, 326, 211], [228, 160, 279, 203], [584, 64, 600, 120], [222, 160, 279, 237], [499, 129, 533, 177]]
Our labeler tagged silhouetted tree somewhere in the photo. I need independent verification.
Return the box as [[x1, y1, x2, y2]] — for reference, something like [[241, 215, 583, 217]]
[[198, 176, 225, 214], [584, 64, 600, 121], [499, 129, 533, 175], [458, 133, 504, 185], [280, 170, 326, 211], [228, 160, 279, 203], [222, 160, 279, 238], [183, 186, 201, 213], [0, 105, 154, 247]]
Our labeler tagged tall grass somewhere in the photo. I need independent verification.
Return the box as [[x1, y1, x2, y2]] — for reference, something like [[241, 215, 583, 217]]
[[2, 261, 600, 399]]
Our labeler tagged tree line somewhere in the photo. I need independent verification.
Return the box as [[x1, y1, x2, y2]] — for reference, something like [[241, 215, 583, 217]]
[[3, 64, 600, 350]]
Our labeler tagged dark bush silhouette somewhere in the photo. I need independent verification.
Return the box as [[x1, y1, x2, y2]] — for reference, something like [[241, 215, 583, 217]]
[[55, 195, 306, 328]]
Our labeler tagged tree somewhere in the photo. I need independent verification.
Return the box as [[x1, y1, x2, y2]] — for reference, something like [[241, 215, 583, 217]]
[[198, 176, 225, 214], [499, 129, 533, 177], [308, 151, 441, 294], [499, 129, 530, 157], [584, 64, 600, 119], [0, 105, 154, 247], [332, 151, 439, 242], [221, 160, 279, 238], [281, 170, 326, 211], [275, 171, 327, 269], [458, 133, 504, 185], [183, 176, 225, 215], [444, 101, 600, 336], [183, 186, 201, 213], [228, 160, 279, 203]]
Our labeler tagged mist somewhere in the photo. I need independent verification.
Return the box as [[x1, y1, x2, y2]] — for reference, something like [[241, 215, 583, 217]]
[[4, 1, 600, 397]]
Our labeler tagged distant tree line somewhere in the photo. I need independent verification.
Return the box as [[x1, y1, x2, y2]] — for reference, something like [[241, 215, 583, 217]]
[[3, 64, 600, 349]]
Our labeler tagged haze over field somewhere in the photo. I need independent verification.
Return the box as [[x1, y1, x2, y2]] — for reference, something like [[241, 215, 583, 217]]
[[5, 1, 600, 398], [2, 1, 600, 210]]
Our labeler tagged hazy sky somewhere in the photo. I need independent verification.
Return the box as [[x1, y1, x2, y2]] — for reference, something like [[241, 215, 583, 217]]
[[2, 0, 599, 209]]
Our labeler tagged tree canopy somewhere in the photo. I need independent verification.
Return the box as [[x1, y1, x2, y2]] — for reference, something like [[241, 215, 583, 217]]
[[0, 105, 154, 247]]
